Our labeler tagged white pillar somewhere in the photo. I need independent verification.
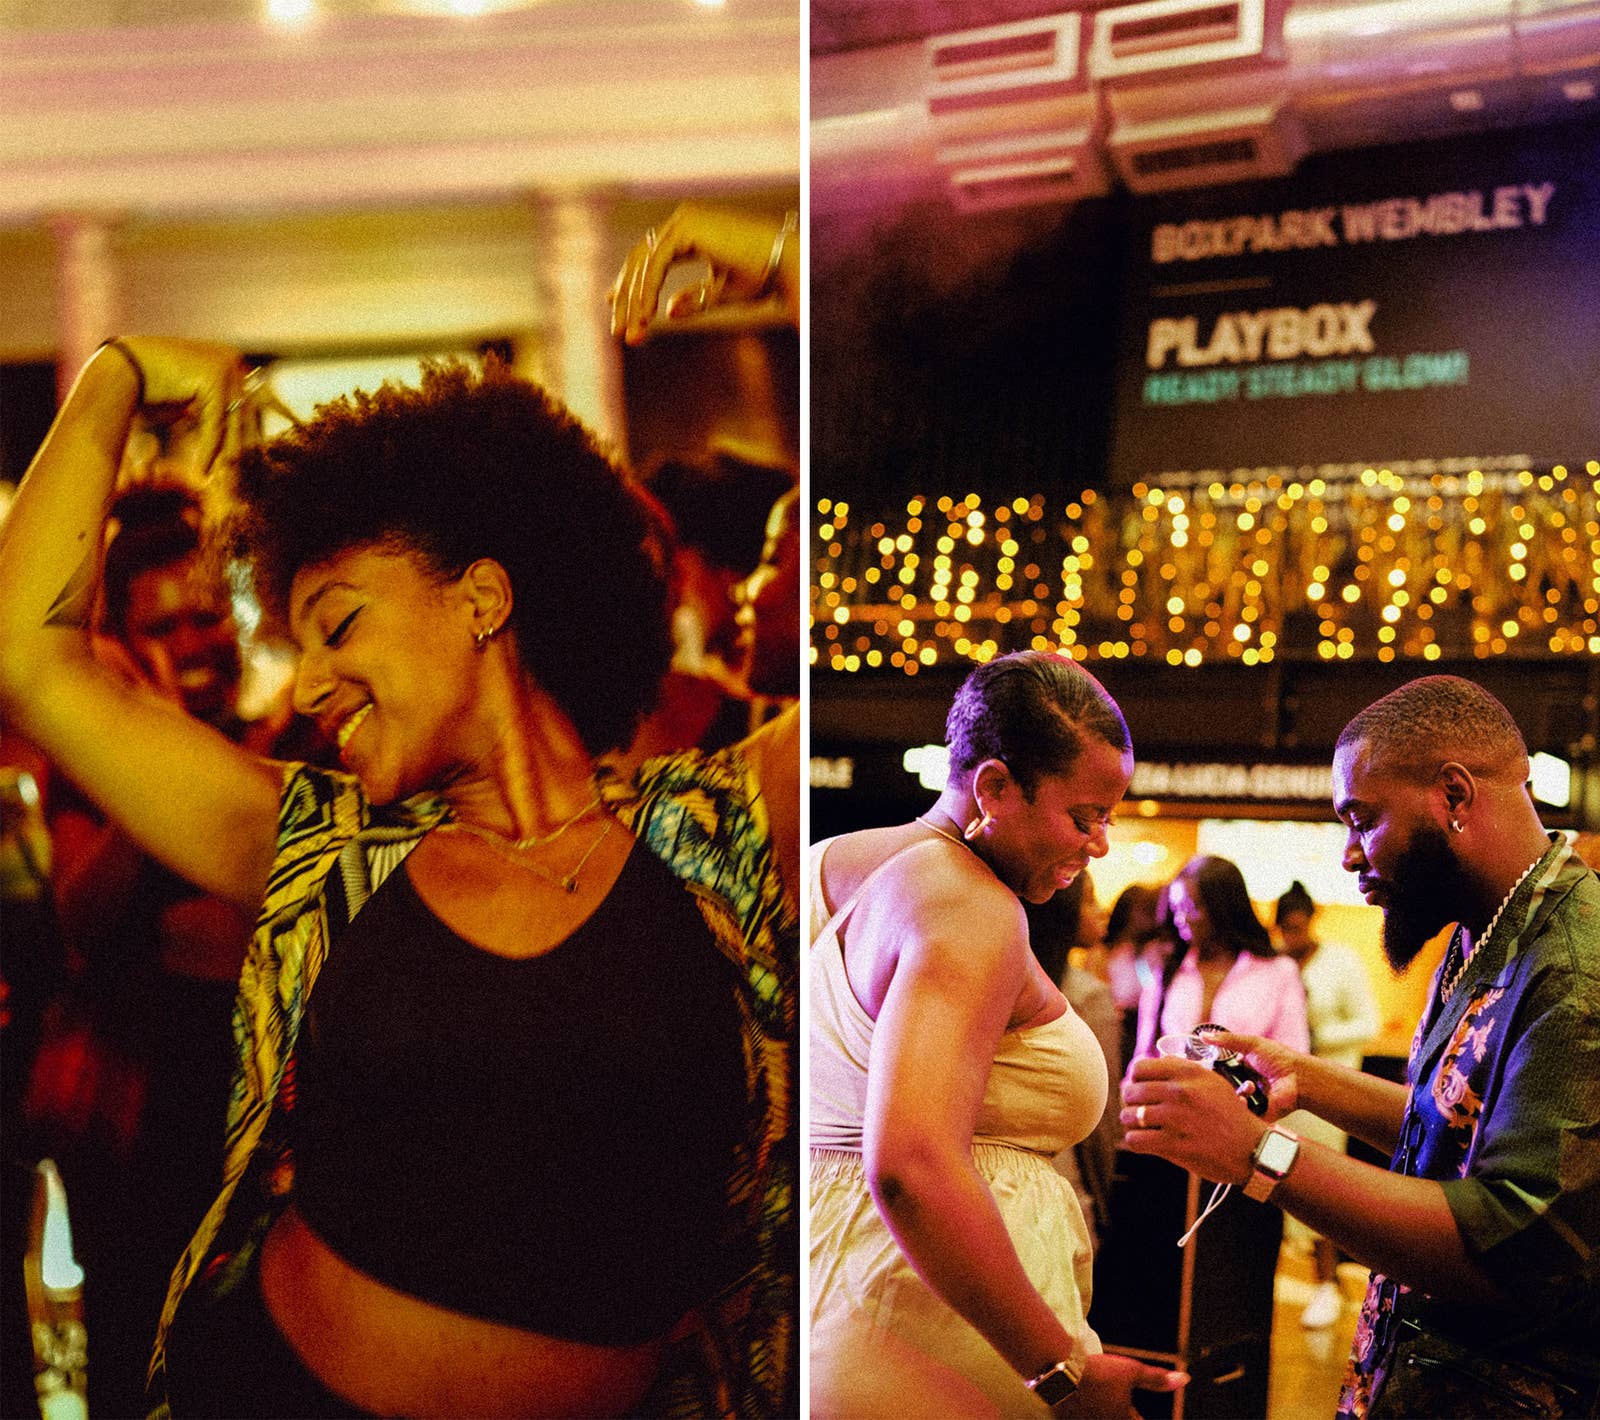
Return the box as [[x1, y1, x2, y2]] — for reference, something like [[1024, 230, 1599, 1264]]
[[49, 213, 125, 403], [528, 190, 627, 455]]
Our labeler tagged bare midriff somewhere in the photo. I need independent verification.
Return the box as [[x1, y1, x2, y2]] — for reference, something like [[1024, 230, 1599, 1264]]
[[259, 1205, 663, 1419]]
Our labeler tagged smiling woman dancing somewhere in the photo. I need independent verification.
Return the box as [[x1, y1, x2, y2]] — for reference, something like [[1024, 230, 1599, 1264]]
[[808, 652, 1187, 1419], [0, 338, 798, 1419]]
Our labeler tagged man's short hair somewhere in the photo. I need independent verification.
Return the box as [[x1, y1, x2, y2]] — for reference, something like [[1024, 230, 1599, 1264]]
[[945, 650, 1130, 797], [1337, 675, 1528, 781]]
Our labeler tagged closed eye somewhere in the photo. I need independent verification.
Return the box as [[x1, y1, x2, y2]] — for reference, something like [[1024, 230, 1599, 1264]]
[[325, 607, 361, 648], [1072, 810, 1113, 834]]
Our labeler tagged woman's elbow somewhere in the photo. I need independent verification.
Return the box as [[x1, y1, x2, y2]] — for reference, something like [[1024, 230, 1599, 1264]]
[[865, 1135, 958, 1218]]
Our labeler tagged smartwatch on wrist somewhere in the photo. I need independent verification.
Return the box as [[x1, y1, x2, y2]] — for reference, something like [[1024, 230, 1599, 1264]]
[[1244, 1124, 1300, 1202], [1025, 1359, 1079, 1406]]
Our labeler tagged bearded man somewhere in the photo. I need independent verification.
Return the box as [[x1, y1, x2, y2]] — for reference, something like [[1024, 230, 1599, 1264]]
[[1122, 675, 1600, 1419]]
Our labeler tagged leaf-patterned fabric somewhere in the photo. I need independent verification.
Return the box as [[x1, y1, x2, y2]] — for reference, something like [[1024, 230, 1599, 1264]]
[[1339, 837, 1600, 1419], [146, 740, 797, 1419]]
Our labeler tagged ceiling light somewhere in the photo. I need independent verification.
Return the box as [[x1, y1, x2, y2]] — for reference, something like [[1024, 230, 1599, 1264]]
[[266, 0, 316, 24]]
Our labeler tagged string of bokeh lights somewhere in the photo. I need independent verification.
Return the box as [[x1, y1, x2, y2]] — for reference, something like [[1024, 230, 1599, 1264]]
[[812, 460, 1600, 676]]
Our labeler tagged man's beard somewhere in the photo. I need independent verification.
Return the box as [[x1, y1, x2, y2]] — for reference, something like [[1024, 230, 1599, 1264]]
[[1380, 824, 1471, 972]]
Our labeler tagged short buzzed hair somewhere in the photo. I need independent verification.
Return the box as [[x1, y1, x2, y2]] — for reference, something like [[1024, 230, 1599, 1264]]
[[1337, 676, 1528, 781], [946, 650, 1130, 797]]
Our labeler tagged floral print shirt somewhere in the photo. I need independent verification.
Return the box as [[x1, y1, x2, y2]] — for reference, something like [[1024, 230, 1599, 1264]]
[[1338, 836, 1600, 1419], [146, 730, 798, 1419]]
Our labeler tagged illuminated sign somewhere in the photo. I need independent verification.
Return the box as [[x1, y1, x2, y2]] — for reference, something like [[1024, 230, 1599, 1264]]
[[810, 756, 856, 790], [1530, 751, 1572, 809], [902, 744, 952, 791], [1112, 124, 1600, 484], [1130, 761, 1333, 803]]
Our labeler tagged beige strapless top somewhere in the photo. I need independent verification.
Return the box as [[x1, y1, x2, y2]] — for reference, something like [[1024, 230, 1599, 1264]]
[[808, 835, 1108, 1155]]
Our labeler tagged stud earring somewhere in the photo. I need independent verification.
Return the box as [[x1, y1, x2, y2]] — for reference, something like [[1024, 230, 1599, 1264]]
[[963, 811, 994, 841]]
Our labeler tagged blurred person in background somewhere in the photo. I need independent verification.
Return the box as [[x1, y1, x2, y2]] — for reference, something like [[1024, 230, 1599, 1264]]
[[1101, 881, 1171, 1077], [733, 484, 801, 706], [0, 326, 798, 1419], [1274, 879, 1379, 1330], [1, 741, 63, 1156], [25, 478, 328, 1417], [810, 650, 1186, 1417], [1123, 677, 1600, 1419], [1130, 855, 1309, 1066], [620, 449, 795, 767]]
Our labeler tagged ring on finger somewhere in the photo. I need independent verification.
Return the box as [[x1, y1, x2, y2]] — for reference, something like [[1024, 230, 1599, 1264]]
[[1136, 1104, 1149, 1128]]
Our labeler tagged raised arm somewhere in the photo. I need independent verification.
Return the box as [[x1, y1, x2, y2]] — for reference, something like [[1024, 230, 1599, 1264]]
[[610, 203, 800, 344], [0, 340, 284, 911]]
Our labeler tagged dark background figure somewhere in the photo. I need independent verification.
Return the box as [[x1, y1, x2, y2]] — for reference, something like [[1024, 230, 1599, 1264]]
[[1102, 881, 1172, 1074], [1274, 879, 1379, 1331], [734, 484, 801, 705], [23, 485, 328, 1418], [1131, 855, 1310, 1065], [622, 449, 795, 765]]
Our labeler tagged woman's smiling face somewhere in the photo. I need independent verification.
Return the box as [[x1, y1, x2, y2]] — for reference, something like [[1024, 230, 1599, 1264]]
[[289, 545, 486, 804]]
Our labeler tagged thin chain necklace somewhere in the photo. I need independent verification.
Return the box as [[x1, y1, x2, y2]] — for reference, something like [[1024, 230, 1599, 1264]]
[[917, 813, 969, 849], [447, 790, 602, 851], [1440, 848, 1546, 1002], [439, 814, 615, 894]]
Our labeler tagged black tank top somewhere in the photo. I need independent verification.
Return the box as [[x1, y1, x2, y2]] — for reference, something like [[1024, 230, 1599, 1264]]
[[292, 841, 747, 1345]]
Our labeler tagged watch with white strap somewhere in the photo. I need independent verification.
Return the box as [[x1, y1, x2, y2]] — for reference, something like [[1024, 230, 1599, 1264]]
[[1244, 1124, 1300, 1202]]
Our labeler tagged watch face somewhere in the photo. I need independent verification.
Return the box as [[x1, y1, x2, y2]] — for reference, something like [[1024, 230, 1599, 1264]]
[[1032, 1368, 1077, 1406], [1258, 1128, 1298, 1176]]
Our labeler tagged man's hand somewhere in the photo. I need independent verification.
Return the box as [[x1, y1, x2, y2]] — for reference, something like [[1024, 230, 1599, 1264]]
[[1120, 1056, 1268, 1185], [1200, 1029, 1306, 1119]]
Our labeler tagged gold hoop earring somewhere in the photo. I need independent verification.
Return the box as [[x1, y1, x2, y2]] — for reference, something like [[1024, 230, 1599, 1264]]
[[474, 627, 495, 651], [1450, 819, 1464, 834], [963, 811, 993, 841]]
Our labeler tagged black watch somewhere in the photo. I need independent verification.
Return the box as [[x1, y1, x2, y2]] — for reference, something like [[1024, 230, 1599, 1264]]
[[1025, 1359, 1079, 1406]]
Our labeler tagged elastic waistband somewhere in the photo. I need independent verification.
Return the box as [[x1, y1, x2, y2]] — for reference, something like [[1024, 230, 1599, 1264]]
[[811, 1141, 1054, 1184]]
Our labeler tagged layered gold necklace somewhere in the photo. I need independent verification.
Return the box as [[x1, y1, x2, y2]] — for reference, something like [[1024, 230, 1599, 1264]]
[[438, 792, 613, 894]]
